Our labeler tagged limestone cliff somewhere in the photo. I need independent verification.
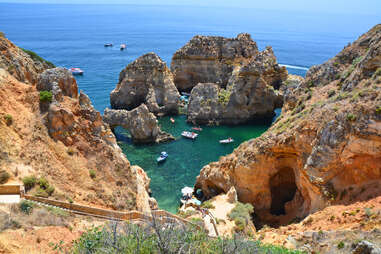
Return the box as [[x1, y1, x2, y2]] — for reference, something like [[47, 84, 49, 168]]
[[103, 105, 174, 144], [195, 24, 381, 227], [171, 33, 259, 92], [0, 35, 153, 212], [187, 47, 286, 125], [110, 52, 180, 116]]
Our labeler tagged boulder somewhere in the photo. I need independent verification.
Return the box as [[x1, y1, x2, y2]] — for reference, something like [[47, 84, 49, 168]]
[[171, 33, 258, 92], [352, 240, 381, 254], [110, 53, 180, 115], [103, 104, 174, 144], [187, 47, 287, 125], [37, 67, 78, 100]]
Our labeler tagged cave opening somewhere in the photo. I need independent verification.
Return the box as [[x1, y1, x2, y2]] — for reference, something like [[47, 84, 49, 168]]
[[270, 167, 297, 216]]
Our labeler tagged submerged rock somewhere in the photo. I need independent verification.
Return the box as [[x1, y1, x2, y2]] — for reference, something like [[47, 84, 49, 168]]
[[103, 104, 174, 144], [187, 47, 287, 125], [171, 33, 258, 92], [110, 52, 180, 116]]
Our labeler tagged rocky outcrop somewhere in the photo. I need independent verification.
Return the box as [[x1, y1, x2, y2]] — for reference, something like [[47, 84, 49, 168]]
[[195, 24, 381, 227], [187, 47, 287, 125], [0, 38, 154, 212], [171, 33, 258, 92], [110, 53, 180, 116], [103, 105, 174, 144], [37, 67, 78, 100], [0, 33, 53, 85]]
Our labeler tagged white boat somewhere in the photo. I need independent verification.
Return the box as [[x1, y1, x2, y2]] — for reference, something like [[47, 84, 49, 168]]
[[157, 151, 168, 163], [219, 137, 234, 144], [69, 68, 84, 75], [120, 44, 126, 50], [104, 43, 113, 47], [181, 131, 198, 140]]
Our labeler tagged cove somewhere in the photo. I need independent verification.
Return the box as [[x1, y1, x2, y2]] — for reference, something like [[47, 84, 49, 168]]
[[116, 110, 281, 213]]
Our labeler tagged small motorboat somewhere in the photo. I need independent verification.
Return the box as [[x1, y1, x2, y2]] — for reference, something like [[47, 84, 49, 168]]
[[69, 68, 84, 75], [219, 137, 234, 144], [157, 151, 168, 163], [192, 127, 202, 131], [120, 44, 126, 50], [170, 117, 175, 124], [181, 131, 198, 140], [104, 43, 113, 47]]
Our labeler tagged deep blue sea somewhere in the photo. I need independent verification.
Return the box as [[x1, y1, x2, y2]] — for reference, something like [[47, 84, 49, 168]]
[[0, 3, 379, 212]]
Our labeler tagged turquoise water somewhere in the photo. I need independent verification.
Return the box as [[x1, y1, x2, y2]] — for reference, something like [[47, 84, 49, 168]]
[[117, 110, 280, 213]]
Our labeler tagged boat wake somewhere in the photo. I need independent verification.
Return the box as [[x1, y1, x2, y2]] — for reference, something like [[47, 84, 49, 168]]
[[279, 64, 309, 71]]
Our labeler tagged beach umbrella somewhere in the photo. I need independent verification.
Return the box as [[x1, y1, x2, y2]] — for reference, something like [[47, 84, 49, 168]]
[[181, 186, 194, 196]]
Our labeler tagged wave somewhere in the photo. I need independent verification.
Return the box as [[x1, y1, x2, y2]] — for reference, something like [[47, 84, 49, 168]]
[[279, 64, 309, 71]]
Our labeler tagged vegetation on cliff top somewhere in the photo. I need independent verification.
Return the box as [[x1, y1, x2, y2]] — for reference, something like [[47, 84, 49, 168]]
[[72, 221, 304, 254], [21, 48, 55, 68]]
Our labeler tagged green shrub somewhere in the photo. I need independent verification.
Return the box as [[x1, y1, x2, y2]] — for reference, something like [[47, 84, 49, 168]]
[[39, 91, 53, 103], [218, 88, 231, 106], [376, 107, 381, 115], [4, 114, 13, 126], [200, 200, 215, 209], [46, 185, 55, 195], [21, 48, 55, 68], [23, 175, 37, 191], [352, 56, 363, 66], [328, 90, 336, 98], [0, 170, 10, 184], [228, 202, 254, 232], [347, 113, 357, 121], [337, 241, 345, 249], [89, 169, 96, 179], [20, 200, 34, 214], [67, 197, 73, 204], [373, 67, 381, 79], [34, 187, 49, 198], [38, 177, 49, 189]]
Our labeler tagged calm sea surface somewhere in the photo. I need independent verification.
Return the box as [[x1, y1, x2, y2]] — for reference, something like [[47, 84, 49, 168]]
[[0, 3, 378, 212]]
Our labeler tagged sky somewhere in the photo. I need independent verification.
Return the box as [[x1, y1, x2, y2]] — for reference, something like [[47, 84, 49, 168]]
[[0, 0, 381, 15]]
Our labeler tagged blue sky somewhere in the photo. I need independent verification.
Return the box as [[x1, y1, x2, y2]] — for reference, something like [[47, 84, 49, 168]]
[[0, 0, 380, 15]]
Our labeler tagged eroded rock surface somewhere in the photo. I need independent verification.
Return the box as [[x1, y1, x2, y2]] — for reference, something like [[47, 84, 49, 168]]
[[171, 33, 258, 92], [110, 52, 180, 116], [187, 47, 287, 125], [195, 24, 381, 227], [103, 105, 174, 144]]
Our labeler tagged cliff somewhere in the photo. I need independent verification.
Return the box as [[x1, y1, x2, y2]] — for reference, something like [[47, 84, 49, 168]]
[[0, 35, 153, 212], [110, 52, 180, 116], [195, 24, 381, 228], [171, 33, 259, 92], [187, 47, 287, 125]]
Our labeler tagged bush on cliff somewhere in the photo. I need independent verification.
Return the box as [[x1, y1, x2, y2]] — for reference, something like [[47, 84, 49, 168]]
[[228, 202, 254, 232], [0, 170, 10, 184], [39, 90, 53, 103], [22, 175, 37, 191], [72, 221, 303, 254], [21, 48, 55, 68]]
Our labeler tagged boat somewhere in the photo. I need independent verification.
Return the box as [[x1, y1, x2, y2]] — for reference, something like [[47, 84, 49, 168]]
[[104, 43, 113, 47], [120, 44, 126, 50], [181, 92, 191, 97], [219, 137, 234, 144], [157, 151, 168, 163], [69, 68, 84, 75], [181, 131, 198, 140], [170, 117, 175, 123], [192, 127, 202, 131]]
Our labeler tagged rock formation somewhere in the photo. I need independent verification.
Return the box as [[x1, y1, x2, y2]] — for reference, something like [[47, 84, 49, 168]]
[[171, 33, 258, 92], [103, 105, 174, 144], [195, 24, 381, 227], [187, 47, 287, 125], [0, 33, 53, 85], [0, 39, 154, 212], [110, 52, 180, 116]]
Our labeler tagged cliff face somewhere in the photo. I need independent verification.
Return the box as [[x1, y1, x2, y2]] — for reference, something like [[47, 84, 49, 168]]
[[187, 47, 287, 125], [195, 24, 381, 227], [0, 36, 153, 212], [171, 33, 258, 92], [110, 52, 180, 116]]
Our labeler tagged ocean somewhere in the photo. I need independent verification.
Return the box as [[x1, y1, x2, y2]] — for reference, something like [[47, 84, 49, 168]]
[[0, 3, 378, 212]]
